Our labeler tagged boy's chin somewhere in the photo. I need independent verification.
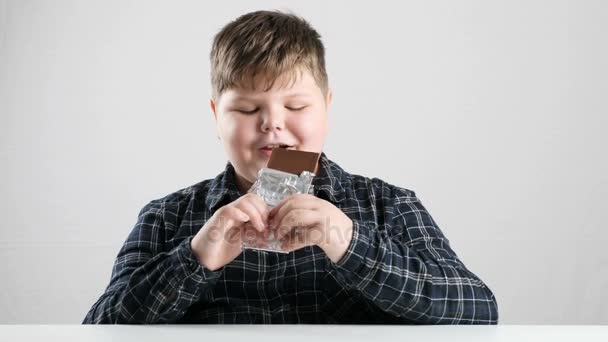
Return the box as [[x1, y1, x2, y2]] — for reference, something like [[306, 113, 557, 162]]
[[248, 160, 269, 176]]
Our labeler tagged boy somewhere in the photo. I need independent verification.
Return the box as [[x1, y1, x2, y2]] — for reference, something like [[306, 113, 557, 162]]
[[83, 10, 498, 324]]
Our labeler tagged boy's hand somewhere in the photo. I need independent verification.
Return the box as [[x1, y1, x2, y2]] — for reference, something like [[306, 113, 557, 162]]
[[268, 194, 353, 263], [190, 193, 270, 271]]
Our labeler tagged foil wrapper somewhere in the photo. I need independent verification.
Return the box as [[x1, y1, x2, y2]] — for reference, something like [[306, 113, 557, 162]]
[[242, 168, 315, 253]]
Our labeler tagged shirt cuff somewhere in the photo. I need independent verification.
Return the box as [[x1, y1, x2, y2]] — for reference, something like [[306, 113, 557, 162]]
[[327, 219, 374, 288]]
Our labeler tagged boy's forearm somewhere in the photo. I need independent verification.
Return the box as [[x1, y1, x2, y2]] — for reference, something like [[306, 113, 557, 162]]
[[83, 237, 222, 324], [328, 220, 499, 324]]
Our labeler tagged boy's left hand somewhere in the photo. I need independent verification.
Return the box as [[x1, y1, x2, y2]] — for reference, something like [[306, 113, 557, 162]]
[[268, 194, 353, 262]]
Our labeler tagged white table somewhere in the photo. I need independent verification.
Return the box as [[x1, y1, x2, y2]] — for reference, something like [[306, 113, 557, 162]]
[[0, 325, 606, 342]]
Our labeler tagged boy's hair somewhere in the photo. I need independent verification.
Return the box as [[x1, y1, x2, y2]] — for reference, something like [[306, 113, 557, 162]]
[[210, 10, 328, 101]]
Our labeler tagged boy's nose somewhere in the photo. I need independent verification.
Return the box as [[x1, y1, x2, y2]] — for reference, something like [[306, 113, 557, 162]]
[[260, 112, 285, 132]]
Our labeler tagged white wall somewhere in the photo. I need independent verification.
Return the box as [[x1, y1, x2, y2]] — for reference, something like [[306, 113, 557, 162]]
[[1, 0, 606, 324]]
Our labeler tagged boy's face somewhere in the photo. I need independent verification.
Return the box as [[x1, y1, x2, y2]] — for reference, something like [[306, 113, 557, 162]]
[[210, 68, 332, 192]]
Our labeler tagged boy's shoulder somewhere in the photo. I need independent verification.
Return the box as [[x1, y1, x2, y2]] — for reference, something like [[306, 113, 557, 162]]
[[135, 177, 219, 216], [318, 153, 418, 203], [347, 171, 418, 200]]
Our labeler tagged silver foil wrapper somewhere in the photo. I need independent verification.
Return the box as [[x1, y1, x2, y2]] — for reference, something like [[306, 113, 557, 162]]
[[242, 168, 315, 253]]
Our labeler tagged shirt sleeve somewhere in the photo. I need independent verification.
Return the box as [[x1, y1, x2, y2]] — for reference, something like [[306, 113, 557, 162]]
[[82, 200, 223, 324], [327, 187, 499, 324]]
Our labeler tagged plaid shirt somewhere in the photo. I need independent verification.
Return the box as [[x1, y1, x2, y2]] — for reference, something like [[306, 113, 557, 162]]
[[83, 152, 498, 324]]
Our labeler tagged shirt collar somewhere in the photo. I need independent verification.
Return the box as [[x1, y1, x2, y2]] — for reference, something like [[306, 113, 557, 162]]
[[311, 152, 349, 204], [204, 161, 243, 212], [205, 151, 349, 212]]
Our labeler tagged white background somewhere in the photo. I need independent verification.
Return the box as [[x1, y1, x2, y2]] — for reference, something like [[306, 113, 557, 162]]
[[1, 0, 606, 324]]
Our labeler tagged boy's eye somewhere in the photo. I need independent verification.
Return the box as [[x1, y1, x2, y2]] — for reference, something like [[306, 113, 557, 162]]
[[286, 106, 307, 111], [235, 108, 259, 114]]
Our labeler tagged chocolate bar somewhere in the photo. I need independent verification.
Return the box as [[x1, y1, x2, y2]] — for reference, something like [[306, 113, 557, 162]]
[[242, 148, 320, 253], [267, 148, 320, 176]]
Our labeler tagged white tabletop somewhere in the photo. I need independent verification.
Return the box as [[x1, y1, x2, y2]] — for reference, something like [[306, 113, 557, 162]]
[[0, 325, 607, 342]]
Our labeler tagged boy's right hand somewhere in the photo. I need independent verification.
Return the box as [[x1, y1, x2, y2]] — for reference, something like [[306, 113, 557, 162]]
[[190, 193, 270, 271]]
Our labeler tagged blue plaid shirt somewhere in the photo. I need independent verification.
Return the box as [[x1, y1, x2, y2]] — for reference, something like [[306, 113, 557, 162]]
[[83, 152, 498, 324]]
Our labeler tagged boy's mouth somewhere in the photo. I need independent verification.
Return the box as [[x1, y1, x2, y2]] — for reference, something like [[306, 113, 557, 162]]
[[258, 144, 294, 157]]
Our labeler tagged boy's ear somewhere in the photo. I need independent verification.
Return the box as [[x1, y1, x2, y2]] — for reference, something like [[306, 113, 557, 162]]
[[210, 98, 222, 140], [326, 88, 333, 107], [210, 98, 218, 121]]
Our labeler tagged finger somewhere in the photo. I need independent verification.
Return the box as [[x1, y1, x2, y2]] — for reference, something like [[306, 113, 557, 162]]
[[268, 197, 289, 219], [275, 209, 319, 241], [279, 229, 311, 252], [269, 198, 318, 229], [236, 200, 266, 232], [245, 193, 271, 222], [240, 224, 269, 248], [218, 206, 249, 227], [220, 207, 250, 244], [269, 193, 313, 218], [270, 195, 318, 230]]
